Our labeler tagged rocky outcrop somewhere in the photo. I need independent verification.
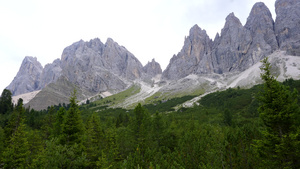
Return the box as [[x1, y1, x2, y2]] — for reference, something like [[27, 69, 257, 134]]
[[162, 2, 285, 79], [244, 2, 278, 65], [212, 13, 252, 73], [7, 56, 43, 95], [143, 58, 162, 78], [9, 37, 146, 96], [39, 59, 62, 89], [162, 25, 213, 79], [26, 76, 93, 110], [60, 38, 143, 93], [275, 0, 300, 55]]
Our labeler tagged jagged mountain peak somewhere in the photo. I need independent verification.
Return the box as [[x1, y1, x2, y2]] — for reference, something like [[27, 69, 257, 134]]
[[275, 0, 300, 55], [23, 56, 40, 64], [7, 56, 43, 96], [245, 2, 275, 31], [143, 58, 162, 78], [224, 12, 242, 28]]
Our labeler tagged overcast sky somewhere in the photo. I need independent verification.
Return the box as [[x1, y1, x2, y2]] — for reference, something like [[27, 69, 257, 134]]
[[0, 0, 276, 92]]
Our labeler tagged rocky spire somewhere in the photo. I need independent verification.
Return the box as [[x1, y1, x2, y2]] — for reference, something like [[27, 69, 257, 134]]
[[143, 58, 162, 78], [60, 38, 143, 93], [244, 2, 278, 65], [211, 12, 252, 73], [275, 0, 300, 55], [39, 59, 62, 89], [7, 56, 43, 95], [162, 25, 213, 79]]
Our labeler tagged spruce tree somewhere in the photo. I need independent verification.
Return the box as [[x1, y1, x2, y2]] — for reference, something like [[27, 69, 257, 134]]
[[2, 118, 30, 168], [53, 107, 66, 138], [255, 57, 300, 168], [85, 113, 103, 167], [4, 98, 25, 145], [60, 89, 84, 147], [0, 89, 13, 114], [41, 106, 55, 140]]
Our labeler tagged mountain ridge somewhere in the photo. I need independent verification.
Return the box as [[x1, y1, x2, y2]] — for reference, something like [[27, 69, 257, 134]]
[[7, 0, 300, 110]]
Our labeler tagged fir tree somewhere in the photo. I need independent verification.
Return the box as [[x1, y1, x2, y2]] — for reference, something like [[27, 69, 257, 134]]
[[53, 107, 66, 138], [85, 113, 103, 167], [4, 98, 25, 145], [2, 119, 30, 168], [60, 89, 84, 147], [255, 57, 300, 168], [0, 89, 13, 114], [41, 106, 55, 140]]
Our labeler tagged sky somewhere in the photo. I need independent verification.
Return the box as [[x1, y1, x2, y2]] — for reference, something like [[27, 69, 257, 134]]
[[0, 0, 276, 92]]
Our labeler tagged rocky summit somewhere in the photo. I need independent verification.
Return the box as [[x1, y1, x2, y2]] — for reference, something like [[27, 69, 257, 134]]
[[7, 1, 300, 110], [60, 38, 144, 93], [143, 59, 162, 78], [162, 25, 213, 79], [163, 1, 284, 80], [275, 0, 300, 55], [7, 56, 43, 95], [7, 38, 162, 98]]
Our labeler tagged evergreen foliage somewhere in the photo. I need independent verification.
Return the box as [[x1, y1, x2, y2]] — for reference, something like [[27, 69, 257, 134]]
[[53, 107, 66, 137], [60, 89, 84, 147], [85, 113, 103, 167], [255, 58, 300, 168], [0, 89, 13, 114], [1, 75, 300, 168], [2, 119, 30, 168]]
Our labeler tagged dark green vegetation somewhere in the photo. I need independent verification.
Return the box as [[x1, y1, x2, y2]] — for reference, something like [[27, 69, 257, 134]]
[[1, 60, 300, 168]]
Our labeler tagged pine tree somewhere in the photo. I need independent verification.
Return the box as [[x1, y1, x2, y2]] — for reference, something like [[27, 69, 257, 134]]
[[255, 57, 300, 168], [41, 106, 55, 140], [4, 98, 25, 145], [53, 107, 66, 138], [0, 89, 13, 114], [85, 113, 103, 167], [223, 108, 232, 126], [0, 126, 4, 161], [2, 119, 30, 168], [35, 138, 88, 168], [60, 89, 84, 147]]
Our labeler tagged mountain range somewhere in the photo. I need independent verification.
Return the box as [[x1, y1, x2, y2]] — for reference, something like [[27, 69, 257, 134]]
[[7, 0, 300, 110]]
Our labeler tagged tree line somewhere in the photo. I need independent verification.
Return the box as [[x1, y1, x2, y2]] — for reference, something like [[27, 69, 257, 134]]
[[0, 58, 299, 168]]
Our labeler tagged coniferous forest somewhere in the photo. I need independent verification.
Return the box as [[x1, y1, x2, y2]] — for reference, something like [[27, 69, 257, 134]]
[[0, 58, 300, 168]]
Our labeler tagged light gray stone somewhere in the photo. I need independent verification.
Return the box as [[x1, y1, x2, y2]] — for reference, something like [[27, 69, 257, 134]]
[[39, 59, 62, 89], [162, 25, 213, 79], [7, 56, 43, 95], [143, 58, 162, 78], [275, 0, 300, 55]]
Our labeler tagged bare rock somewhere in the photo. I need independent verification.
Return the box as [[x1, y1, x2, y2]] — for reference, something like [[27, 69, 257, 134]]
[[244, 2, 278, 65], [39, 59, 62, 89], [211, 13, 252, 74], [60, 38, 143, 93], [275, 0, 300, 55], [7, 56, 43, 95], [143, 58, 162, 78], [162, 25, 213, 79]]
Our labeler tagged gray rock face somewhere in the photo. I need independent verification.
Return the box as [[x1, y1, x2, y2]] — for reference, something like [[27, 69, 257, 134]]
[[162, 25, 213, 79], [212, 13, 252, 73], [39, 59, 62, 89], [143, 58, 162, 78], [26, 76, 93, 110], [9, 38, 146, 96], [244, 2, 278, 65], [275, 0, 300, 55], [7, 56, 43, 95], [163, 2, 285, 79], [60, 38, 143, 93]]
